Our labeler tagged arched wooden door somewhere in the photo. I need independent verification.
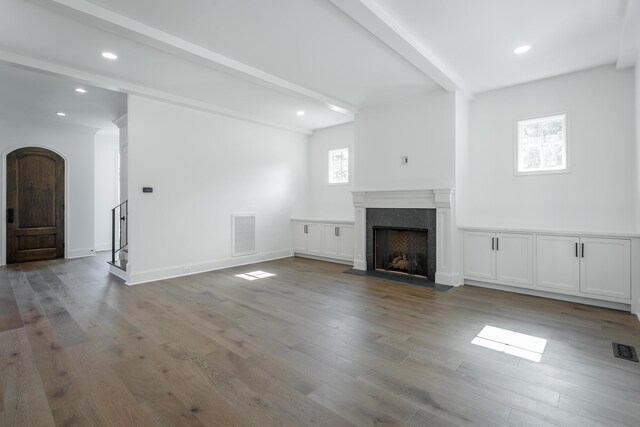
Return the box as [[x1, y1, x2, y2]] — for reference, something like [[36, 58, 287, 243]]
[[6, 147, 65, 263]]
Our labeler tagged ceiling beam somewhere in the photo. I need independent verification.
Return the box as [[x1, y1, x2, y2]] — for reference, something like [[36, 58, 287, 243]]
[[616, 0, 640, 69], [328, 0, 464, 93], [30, 0, 357, 115], [0, 49, 313, 135]]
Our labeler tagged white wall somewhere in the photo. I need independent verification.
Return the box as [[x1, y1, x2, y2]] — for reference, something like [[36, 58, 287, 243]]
[[454, 91, 471, 224], [454, 91, 471, 284], [94, 130, 119, 251], [127, 95, 308, 284], [306, 123, 354, 220], [463, 65, 636, 232], [354, 89, 455, 191], [635, 60, 640, 231], [635, 60, 640, 319], [0, 115, 96, 261]]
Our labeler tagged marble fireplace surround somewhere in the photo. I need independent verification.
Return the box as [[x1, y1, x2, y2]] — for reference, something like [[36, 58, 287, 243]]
[[352, 189, 458, 286]]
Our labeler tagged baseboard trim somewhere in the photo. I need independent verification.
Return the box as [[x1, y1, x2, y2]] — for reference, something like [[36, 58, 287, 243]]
[[435, 272, 463, 287], [108, 263, 127, 281], [465, 279, 631, 312], [67, 249, 95, 259], [293, 253, 353, 266], [126, 249, 293, 285], [94, 243, 111, 252], [353, 260, 367, 270]]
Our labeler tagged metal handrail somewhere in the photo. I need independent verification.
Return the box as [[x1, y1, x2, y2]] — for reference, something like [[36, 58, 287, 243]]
[[111, 200, 128, 264]]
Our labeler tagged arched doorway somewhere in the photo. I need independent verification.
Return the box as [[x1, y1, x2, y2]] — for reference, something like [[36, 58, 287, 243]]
[[6, 147, 65, 263]]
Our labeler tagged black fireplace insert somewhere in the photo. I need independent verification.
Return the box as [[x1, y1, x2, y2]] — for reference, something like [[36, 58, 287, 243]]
[[373, 226, 428, 278]]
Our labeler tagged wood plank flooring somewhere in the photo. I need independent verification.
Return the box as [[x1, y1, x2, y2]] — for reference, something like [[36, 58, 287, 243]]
[[1, 253, 639, 426]]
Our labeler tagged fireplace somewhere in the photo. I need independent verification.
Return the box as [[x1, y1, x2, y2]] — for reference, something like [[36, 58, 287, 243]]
[[374, 227, 428, 278], [352, 189, 457, 286], [366, 208, 436, 281]]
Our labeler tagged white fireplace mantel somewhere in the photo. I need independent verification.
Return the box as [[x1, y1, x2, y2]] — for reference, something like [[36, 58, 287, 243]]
[[352, 189, 460, 286]]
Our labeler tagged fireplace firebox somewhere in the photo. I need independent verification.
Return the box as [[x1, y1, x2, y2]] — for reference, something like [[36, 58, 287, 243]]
[[373, 227, 428, 278], [365, 208, 436, 282]]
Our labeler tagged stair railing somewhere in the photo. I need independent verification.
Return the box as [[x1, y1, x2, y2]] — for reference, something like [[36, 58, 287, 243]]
[[111, 200, 128, 264]]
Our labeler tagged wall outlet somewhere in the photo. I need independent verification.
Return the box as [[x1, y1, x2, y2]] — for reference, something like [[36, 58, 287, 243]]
[[401, 156, 408, 165], [182, 266, 192, 273]]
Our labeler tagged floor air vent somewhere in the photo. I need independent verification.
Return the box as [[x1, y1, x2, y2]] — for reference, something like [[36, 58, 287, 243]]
[[612, 343, 638, 362]]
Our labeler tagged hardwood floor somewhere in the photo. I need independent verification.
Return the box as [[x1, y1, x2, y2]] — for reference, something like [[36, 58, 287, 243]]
[[1, 253, 639, 426]]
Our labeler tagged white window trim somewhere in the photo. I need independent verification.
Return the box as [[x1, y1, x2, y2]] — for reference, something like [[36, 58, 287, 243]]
[[328, 147, 350, 185], [514, 111, 571, 176]]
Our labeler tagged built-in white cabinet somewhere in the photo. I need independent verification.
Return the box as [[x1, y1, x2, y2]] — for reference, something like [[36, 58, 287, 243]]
[[463, 231, 495, 280], [323, 224, 340, 257], [337, 225, 354, 259], [463, 228, 633, 306], [536, 235, 631, 300], [463, 231, 532, 287], [293, 221, 323, 255], [496, 233, 534, 286], [579, 237, 631, 299], [305, 223, 323, 255], [292, 219, 354, 262], [536, 235, 580, 292], [322, 224, 355, 259], [292, 222, 307, 253]]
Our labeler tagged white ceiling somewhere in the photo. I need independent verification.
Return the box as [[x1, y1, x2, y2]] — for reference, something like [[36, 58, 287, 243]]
[[371, 0, 628, 93], [0, 61, 126, 131], [81, 0, 439, 107], [0, 0, 636, 132]]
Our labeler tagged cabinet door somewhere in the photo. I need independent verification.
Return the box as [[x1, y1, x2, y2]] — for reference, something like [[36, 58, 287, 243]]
[[292, 222, 307, 252], [306, 223, 323, 255], [536, 235, 580, 292], [337, 225, 355, 259], [580, 237, 631, 300], [463, 231, 496, 280], [323, 224, 339, 257], [496, 233, 533, 286]]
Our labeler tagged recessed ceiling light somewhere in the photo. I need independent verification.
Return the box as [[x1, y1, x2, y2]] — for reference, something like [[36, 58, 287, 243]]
[[75, 88, 87, 93], [328, 104, 349, 115], [101, 51, 118, 60], [56, 112, 66, 117], [514, 45, 531, 54], [296, 111, 305, 116]]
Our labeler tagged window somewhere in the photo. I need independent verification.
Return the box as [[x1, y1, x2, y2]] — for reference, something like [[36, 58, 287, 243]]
[[516, 113, 567, 174], [328, 148, 349, 184]]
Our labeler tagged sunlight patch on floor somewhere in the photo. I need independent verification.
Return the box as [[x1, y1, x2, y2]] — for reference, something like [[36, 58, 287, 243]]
[[471, 325, 547, 362], [235, 271, 276, 281]]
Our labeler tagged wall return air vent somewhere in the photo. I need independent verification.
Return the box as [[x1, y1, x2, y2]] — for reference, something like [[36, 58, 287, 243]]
[[232, 213, 256, 257]]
